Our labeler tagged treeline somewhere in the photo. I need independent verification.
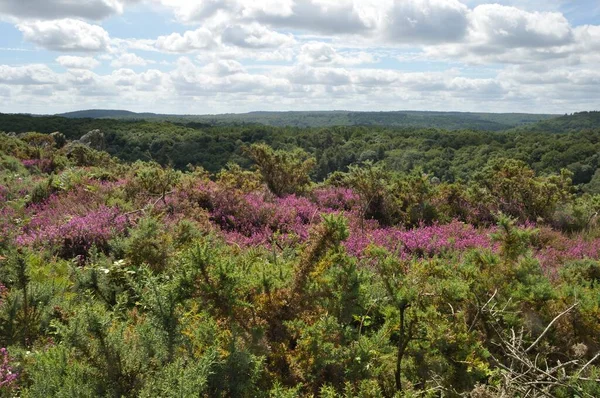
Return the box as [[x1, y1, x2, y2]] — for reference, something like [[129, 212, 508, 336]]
[[2, 113, 600, 190], [513, 111, 600, 134], [57, 110, 557, 131]]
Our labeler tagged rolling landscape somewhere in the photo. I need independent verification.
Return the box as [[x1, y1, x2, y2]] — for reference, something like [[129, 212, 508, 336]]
[[1, 0, 600, 397]]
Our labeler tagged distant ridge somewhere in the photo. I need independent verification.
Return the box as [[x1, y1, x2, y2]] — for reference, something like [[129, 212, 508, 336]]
[[510, 111, 600, 133], [58, 109, 160, 119], [55, 109, 559, 131]]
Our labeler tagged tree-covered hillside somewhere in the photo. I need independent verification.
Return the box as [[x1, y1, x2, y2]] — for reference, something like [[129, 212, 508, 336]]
[[2, 113, 600, 189], [512, 111, 600, 133], [0, 132, 600, 397], [55, 110, 557, 131]]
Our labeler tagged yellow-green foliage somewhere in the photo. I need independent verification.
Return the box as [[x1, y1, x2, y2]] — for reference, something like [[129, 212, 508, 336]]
[[1, 133, 600, 398]]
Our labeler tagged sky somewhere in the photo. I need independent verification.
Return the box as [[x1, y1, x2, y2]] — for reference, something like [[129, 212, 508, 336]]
[[0, 0, 599, 115]]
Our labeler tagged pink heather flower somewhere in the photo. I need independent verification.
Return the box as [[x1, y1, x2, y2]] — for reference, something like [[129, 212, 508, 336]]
[[0, 185, 7, 203], [21, 159, 53, 173], [18, 206, 127, 251], [16, 185, 129, 255], [0, 348, 18, 389], [313, 187, 360, 211], [344, 220, 494, 258]]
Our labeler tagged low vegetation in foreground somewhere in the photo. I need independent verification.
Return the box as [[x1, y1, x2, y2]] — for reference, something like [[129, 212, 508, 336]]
[[0, 131, 600, 397]]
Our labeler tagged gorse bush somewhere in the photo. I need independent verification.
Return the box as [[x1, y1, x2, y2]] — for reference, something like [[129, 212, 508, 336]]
[[245, 143, 316, 197], [0, 135, 599, 397]]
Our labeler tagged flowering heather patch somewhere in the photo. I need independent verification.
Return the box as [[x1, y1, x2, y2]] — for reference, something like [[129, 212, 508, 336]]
[[211, 187, 498, 259], [312, 187, 360, 211], [0, 348, 17, 389], [215, 193, 320, 246], [0, 185, 7, 203], [17, 205, 127, 256], [273, 195, 320, 237], [15, 185, 129, 256], [344, 220, 495, 258], [534, 228, 600, 271], [21, 158, 53, 173]]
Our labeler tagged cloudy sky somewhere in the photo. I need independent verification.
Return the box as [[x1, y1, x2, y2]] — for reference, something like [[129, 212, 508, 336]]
[[0, 0, 599, 115]]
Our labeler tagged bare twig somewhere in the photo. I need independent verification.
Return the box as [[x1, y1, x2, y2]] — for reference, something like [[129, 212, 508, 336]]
[[575, 351, 600, 379], [525, 302, 579, 353]]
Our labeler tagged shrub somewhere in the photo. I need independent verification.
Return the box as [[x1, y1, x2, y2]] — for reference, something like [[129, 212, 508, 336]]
[[125, 217, 171, 272], [245, 143, 315, 197]]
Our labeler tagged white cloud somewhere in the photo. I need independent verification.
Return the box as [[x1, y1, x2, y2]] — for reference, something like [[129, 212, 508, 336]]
[[17, 19, 110, 52], [0, 0, 135, 21], [155, 27, 216, 53], [0, 64, 58, 85], [1, 0, 599, 114], [384, 0, 469, 43], [169, 56, 290, 96], [158, 0, 236, 23], [202, 60, 246, 76], [221, 24, 294, 49], [253, 0, 373, 35], [111, 68, 166, 90], [575, 24, 600, 52], [298, 42, 376, 65], [422, 4, 581, 65], [56, 55, 100, 69], [284, 65, 353, 86], [110, 53, 150, 67], [469, 4, 573, 48], [158, 0, 375, 34]]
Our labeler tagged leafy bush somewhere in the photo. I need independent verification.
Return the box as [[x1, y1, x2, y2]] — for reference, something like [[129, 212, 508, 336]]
[[245, 143, 316, 197]]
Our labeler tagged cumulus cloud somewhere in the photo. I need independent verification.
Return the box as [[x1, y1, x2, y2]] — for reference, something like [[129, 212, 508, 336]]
[[110, 53, 150, 68], [253, 0, 373, 35], [385, 0, 469, 43], [469, 4, 573, 48], [111, 68, 165, 90], [169, 57, 290, 96], [158, 0, 374, 34], [17, 19, 110, 52], [0, 64, 58, 85], [56, 55, 100, 70], [297, 42, 376, 66], [422, 4, 581, 65], [575, 24, 600, 52], [285, 65, 353, 86], [202, 60, 246, 76], [0, 0, 136, 21], [155, 28, 216, 53], [221, 24, 294, 49], [158, 0, 236, 23], [2, 0, 599, 114]]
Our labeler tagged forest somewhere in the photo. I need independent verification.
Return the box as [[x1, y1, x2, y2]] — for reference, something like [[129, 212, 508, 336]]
[[2, 112, 600, 185], [0, 115, 600, 397], [55, 110, 556, 131]]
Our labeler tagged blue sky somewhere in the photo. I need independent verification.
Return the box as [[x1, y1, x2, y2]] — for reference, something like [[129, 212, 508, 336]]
[[0, 0, 598, 115]]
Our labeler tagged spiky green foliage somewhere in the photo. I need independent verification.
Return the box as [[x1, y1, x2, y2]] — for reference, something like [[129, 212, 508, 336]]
[[0, 133, 598, 397]]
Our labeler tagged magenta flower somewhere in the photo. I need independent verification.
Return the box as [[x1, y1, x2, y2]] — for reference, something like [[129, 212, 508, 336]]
[[0, 348, 18, 389]]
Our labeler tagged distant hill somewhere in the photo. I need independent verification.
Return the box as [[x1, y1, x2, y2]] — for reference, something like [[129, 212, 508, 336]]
[[54, 109, 558, 131], [511, 111, 600, 133], [58, 109, 160, 119]]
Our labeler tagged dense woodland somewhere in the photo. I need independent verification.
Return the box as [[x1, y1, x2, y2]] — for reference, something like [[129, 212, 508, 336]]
[[2, 112, 600, 185], [0, 114, 600, 397], [55, 110, 556, 131]]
